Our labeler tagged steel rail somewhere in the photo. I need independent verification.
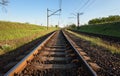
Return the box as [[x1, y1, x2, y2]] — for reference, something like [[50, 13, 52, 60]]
[[5, 30, 97, 76], [62, 30, 97, 76], [4, 31, 56, 76]]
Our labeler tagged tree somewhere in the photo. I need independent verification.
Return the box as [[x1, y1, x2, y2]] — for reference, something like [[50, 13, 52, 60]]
[[55, 25, 58, 28], [88, 15, 120, 25], [0, 0, 8, 6], [69, 24, 76, 29]]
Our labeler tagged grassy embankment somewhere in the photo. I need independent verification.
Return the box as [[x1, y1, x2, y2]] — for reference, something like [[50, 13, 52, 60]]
[[0, 21, 58, 55], [67, 22, 120, 54], [67, 30, 120, 54], [76, 22, 120, 37]]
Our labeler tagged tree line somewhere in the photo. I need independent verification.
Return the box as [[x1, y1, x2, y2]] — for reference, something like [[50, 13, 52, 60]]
[[88, 15, 120, 25]]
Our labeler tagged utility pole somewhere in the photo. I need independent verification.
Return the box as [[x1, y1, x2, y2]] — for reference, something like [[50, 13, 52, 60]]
[[69, 12, 83, 27], [77, 13, 80, 27], [77, 13, 83, 27], [47, 8, 49, 30], [46, 0, 62, 30], [47, 8, 61, 30]]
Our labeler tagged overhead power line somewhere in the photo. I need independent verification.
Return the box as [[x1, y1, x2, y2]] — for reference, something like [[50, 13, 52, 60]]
[[81, 0, 96, 12], [78, 0, 90, 11]]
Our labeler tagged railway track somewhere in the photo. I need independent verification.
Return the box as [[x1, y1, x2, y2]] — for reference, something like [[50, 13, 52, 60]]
[[5, 30, 97, 76], [65, 30, 120, 76]]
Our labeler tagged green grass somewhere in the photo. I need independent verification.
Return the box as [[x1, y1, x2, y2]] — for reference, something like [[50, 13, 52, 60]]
[[67, 30, 120, 54], [76, 22, 120, 37], [0, 21, 58, 55], [0, 21, 56, 40]]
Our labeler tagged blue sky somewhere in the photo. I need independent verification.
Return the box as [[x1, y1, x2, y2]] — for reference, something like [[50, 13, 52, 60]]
[[0, 0, 120, 27]]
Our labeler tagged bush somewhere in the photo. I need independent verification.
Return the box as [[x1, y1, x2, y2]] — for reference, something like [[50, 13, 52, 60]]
[[1, 44, 12, 52]]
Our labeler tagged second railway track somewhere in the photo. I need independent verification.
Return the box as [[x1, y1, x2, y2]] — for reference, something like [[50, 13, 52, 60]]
[[5, 30, 97, 76]]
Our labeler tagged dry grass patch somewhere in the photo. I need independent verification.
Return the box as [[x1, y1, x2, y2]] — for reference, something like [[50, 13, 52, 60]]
[[67, 30, 120, 54]]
